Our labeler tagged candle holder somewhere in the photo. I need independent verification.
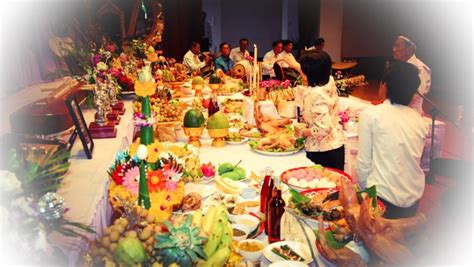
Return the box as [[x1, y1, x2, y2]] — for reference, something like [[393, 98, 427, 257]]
[[183, 127, 204, 147], [207, 128, 228, 147]]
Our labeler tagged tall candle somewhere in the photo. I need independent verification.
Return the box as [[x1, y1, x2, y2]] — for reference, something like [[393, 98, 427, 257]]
[[254, 44, 258, 90]]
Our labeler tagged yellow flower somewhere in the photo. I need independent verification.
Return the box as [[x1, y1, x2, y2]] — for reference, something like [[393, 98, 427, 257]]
[[135, 81, 156, 97], [147, 142, 164, 163], [111, 58, 123, 69]]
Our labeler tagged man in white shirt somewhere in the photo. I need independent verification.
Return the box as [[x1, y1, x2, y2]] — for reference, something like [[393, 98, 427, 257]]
[[182, 41, 210, 74], [262, 40, 283, 79], [392, 36, 431, 114], [230, 38, 250, 63], [280, 40, 301, 71], [357, 61, 429, 219]]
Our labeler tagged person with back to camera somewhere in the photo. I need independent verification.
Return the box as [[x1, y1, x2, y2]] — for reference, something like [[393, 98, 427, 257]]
[[295, 51, 346, 171], [392, 35, 431, 114], [357, 61, 430, 219]]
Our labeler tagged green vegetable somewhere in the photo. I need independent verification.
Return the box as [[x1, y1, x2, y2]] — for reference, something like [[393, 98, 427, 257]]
[[324, 231, 347, 249], [358, 185, 378, 208], [289, 189, 311, 204]]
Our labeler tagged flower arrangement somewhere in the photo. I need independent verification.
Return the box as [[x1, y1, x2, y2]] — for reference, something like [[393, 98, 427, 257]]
[[259, 79, 291, 91], [339, 110, 350, 124], [107, 142, 187, 222], [335, 70, 352, 96]]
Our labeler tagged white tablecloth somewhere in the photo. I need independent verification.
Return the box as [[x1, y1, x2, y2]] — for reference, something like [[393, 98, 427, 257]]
[[50, 101, 134, 266], [53, 95, 446, 266]]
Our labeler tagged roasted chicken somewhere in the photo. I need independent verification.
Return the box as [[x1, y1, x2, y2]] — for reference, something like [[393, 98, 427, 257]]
[[254, 100, 291, 134]]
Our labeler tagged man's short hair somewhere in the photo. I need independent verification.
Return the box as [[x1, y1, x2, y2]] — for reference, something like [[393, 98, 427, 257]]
[[283, 40, 293, 47], [272, 40, 283, 47], [300, 51, 332, 86], [382, 61, 421, 106], [219, 42, 230, 50], [191, 41, 200, 49], [315, 37, 325, 46], [239, 38, 248, 44]]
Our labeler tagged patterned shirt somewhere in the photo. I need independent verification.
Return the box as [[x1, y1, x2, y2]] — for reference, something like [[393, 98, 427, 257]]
[[300, 76, 346, 152], [214, 56, 234, 73]]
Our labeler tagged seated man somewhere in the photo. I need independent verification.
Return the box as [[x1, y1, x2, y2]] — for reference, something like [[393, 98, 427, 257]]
[[357, 61, 430, 219], [214, 42, 234, 75], [279, 40, 302, 81], [230, 38, 250, 63], [183, 41, 211, 74], [262, 40, 283, 80]]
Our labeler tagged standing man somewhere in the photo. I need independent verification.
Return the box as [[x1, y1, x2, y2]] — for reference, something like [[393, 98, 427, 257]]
[[183, 41, 211, 74], [230, 38, 250, 63], [214, 42, 234, 74], [262, 40, 284, 80], [357, 62, 429, 219], [392, 35, 431, 114]]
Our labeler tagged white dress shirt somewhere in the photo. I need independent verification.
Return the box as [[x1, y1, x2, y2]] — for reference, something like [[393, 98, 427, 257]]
[[230, 47, 249, 63], [300, 76, 346, 152], [407, 54, 431, 114], [357, 99, 429, 207], [262, 50, 282, 77], [183, 50, 205, 72], [280, 51, 301, 71]]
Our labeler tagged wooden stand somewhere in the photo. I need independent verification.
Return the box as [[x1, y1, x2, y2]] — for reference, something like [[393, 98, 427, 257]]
[[89, 121, 117, 138], [95, 111, 121, 125], [111, 101, 126, 115]]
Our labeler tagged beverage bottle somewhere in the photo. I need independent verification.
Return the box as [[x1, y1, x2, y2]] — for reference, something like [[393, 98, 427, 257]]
[[260, 167, 274, 214], [208, 95, 220, 117], [267, 176, 286, 243]]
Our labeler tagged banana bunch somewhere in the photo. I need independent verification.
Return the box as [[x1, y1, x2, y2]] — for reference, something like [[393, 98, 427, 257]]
[[268, 87, 295, 105], [215, 176, 242, 194], [183, 157, 203, 182], [197, 204, 233, 267]]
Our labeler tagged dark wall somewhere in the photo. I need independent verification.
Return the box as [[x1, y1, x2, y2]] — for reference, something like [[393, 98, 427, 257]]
[[221, 0, 282, 54], [341, 0, 473, 103], [161, 0, 202, 60]]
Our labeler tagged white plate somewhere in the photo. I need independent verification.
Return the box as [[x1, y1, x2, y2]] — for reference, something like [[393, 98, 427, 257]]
[[269, 260, 307, 267], [263, 241, 313, 265], [197, 176, 215, 184], [250, 147, 303, 156], [226, 137, 249, 145], [184, 183, 216, 199]]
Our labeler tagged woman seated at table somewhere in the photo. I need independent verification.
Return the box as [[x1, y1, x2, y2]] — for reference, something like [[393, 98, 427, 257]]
[[295, 51, 345, 171], [357, 61, 429, 219]]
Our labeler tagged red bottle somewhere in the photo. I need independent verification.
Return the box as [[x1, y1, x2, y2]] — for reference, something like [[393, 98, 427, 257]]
[[208, 95, 220, 117], [267, 177, 285, 243], [260, 167, 274, 214]]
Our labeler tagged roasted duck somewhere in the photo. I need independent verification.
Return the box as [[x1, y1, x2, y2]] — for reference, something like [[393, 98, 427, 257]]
[[254, 100, 291, 134]]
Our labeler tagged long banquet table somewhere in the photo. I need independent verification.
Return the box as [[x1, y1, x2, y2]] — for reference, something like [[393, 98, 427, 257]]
[[51, 94, 445, 266]]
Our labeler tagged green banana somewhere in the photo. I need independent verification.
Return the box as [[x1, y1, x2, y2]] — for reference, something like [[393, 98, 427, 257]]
[[203, 220, 224, 257], [203, 246, 231, 267]]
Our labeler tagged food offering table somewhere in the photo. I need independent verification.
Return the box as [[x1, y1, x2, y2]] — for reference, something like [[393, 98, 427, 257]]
[[51, 92, 445, 266]]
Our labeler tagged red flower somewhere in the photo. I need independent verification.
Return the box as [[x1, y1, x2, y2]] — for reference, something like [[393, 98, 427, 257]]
[[148, 170, 166, 192]]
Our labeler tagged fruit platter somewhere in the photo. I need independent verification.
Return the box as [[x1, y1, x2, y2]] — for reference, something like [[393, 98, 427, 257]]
[[281, 165, 351, 191]]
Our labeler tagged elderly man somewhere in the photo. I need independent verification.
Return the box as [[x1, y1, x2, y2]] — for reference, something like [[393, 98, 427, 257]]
[[214, 42, 234, 74], [230, 38, 250, 63], [392, 36, 431, 114], [262, 40, 283, 80], [183, 41, 211, 74]]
